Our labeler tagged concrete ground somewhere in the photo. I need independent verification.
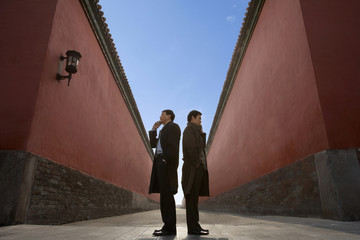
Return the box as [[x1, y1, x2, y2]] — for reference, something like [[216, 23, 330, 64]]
[[0, 208, 359, 240]]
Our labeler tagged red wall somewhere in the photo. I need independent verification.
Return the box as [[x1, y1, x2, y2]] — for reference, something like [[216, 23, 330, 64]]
[[207, 0, 333, 197], [0, 0, 155, 199], [300, 0, 360, 148], [0, 0, 58, 149]]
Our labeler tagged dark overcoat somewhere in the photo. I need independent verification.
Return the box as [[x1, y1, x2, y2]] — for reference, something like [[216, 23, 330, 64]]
[[148, 121, 181, 195], [181, 123, 210, 197]]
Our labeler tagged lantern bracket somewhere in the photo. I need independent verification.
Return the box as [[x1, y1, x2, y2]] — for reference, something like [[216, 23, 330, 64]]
[[56, 50, 81, 86]]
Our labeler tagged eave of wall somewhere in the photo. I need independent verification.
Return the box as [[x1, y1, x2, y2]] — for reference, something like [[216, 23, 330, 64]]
[[206, 0, 265, 152], [79, 0, 153, 157]]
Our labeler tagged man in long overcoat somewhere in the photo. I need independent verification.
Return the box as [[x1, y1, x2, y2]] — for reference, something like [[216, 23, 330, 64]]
[[182, 110, 210, 235], [148, 109, 181, 236]]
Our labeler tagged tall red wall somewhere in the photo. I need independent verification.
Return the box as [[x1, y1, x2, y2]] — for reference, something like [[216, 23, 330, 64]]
[[0, 0, 154, 199], [0, 0, 58, 149], [207, 0, 360, 197], [300, 0, 360, 148]]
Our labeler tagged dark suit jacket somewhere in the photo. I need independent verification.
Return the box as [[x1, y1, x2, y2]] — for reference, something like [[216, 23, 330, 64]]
[[148, 121, 181, 194], [182, 122, 210, 196]]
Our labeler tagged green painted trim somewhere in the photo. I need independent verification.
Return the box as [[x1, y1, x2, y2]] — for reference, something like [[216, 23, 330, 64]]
[[206, 0, 266, 153], [79, 0, 153, 158]]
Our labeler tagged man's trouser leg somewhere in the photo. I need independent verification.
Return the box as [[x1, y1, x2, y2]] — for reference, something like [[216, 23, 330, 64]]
[[156, 157, 176, 232], [186, 167, 204, 232]]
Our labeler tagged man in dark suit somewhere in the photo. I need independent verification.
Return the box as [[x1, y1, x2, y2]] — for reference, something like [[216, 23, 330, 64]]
[[148, 109, 181, 236], [182, 110, 210, 235]]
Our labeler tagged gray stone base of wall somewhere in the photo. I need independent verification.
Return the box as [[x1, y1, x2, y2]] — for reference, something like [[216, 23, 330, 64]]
[[0, 150, 159, 226], [200, 148, 360, 221]]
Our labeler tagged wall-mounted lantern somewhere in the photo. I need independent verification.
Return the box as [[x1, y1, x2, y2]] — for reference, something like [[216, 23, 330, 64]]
[[56, 50, 82, 86]]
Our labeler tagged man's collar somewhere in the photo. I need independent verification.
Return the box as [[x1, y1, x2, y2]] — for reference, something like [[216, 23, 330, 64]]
[[187, 122, 201, 130], [163, 121, 172, 127]]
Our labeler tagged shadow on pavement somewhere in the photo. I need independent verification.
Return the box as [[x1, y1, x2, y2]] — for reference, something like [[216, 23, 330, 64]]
[[202, 210, 360, 236]]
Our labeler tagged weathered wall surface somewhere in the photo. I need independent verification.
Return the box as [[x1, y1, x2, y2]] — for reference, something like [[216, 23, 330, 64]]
[[0, 151, 158, 225], [203, 0, 360, 220], [0, 0, 58, 149], [201, 155, 322, 218], [299, 0, 360, 148], [0, 0, 157, 225], [207, 0, 327, 198], [27, 0, 153, 198]]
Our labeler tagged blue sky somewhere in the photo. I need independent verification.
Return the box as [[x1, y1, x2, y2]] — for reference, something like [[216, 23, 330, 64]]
[[100, 0, 250, 204]]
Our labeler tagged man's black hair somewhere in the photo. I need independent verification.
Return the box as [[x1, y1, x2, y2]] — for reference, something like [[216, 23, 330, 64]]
[[187, 110, 202, 122], [162, 109, 175, 121]]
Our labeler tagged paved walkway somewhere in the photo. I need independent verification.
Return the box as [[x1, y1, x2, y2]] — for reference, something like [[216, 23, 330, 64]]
[[0, 208, 359, 240]]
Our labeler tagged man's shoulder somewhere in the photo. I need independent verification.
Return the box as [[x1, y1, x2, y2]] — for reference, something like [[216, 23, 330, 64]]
[[167, 122, 180, 129], [163, 122, 180, 134], [183, 125, 195, 134]]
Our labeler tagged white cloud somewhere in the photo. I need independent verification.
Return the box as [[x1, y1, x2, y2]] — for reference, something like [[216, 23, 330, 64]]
[[226, 16, 236, 23]]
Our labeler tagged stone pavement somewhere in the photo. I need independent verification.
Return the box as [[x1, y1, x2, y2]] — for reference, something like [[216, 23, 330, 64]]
[[0, 208, 359, 240]]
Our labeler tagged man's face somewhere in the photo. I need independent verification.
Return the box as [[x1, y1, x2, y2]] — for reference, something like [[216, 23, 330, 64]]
[[192, 114, 202, 126], [160, 111, 171, 124]]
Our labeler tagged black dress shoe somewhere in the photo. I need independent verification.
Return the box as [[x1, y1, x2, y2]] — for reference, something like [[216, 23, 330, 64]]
[[200, 227, 209, 232], [153, 229, 176, 236], [188, 230, 209, 235]]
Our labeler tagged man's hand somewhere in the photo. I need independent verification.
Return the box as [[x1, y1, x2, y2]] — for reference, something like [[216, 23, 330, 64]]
[[152, 121, 162, 130]]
